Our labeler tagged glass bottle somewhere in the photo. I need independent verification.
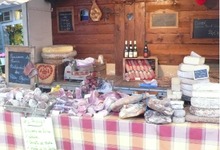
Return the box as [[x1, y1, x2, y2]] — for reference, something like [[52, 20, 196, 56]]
[[133, 40, 138, 58], [124, 40, 129, 58], [128, 40, 133, 58], [143, 41, 150, 58]]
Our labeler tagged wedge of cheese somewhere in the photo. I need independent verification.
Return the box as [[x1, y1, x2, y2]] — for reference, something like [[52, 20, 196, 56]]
[[42, 45, 74, 53], [179, 63, 210, 72], [183, 56, 205, 65]]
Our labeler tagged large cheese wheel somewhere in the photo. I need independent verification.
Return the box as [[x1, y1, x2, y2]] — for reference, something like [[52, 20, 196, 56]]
[[42, 45, 74, 53], [41, 51, 77, 59]]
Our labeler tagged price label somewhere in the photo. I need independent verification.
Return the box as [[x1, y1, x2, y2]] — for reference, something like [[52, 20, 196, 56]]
[[21, 117, 57, 150], [193, 69, 209, 80]]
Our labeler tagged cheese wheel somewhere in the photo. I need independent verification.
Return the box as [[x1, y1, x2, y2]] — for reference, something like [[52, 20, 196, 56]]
[[41, 51, 77, 59], [42, 45, 74, 53]]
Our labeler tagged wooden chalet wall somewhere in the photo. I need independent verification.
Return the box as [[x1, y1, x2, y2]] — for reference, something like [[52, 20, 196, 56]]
[[51, 0, 219, 75]]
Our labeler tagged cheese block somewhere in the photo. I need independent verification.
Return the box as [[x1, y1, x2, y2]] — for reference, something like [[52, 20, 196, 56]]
[[180, 78, 210, 85], [171, 77, 180, 85], [42, 45, 74, 53], [189, 106, 220, 118], [180, 83, 192, 91], [191, 97, 220, 109], [172, 117, 185, 123], [41, 50, 77, 59], [177, 70, 194, 79], [191, 82, 220, 91], [173, 109, 186, 117], [179, 63, 210, 72], [181, 89, 220, 98], [183, 56, 205, 65], [167, 90, 182, 99], [185, 108, 219, 124], [190, 51, 201, 57]]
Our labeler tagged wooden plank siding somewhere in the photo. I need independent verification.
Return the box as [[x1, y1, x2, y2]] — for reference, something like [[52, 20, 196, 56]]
[[52, 0, 219, 75]]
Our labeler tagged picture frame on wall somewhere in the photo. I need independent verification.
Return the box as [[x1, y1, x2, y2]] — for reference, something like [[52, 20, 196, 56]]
[[57, 7, 74, 33], [150, 9, 178, 28]]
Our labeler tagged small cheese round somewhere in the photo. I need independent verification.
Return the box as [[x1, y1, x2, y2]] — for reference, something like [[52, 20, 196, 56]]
[[42, 45, 74, 53]]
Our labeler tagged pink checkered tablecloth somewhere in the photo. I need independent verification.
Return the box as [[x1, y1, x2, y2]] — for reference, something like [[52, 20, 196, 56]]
[[0, 110, 219, 150]]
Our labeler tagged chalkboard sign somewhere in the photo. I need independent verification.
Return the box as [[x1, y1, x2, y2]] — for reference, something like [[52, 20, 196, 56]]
[[57, 7, 74, 32], [8, 52, 30, 84], [192, 18, 219, 38], [150, 9, 178, 28], [5, 46, 36, 88]]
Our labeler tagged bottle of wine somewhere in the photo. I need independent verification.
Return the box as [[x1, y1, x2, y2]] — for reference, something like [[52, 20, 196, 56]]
[[128, 40, 133, 58], [133, 40, 138, 58], [143, 41, 150, 58], [124, 40, 129, 58]]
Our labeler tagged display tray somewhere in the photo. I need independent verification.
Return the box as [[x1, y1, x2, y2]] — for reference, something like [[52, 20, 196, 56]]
[[123, 56, 158, 81], [3, 103, 55, 117]]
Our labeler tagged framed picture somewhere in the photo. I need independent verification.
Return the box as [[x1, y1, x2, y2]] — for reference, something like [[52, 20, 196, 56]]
[[57, 7, 74, 32], [150, 9, 178, 28]]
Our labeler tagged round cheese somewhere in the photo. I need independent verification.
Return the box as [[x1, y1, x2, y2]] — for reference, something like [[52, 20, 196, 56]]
[[41, 51, 77, 59], [42, 45, 75, 53]]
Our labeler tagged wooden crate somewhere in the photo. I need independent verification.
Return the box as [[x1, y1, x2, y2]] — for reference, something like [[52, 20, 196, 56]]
[[123, 56, 158, 81]]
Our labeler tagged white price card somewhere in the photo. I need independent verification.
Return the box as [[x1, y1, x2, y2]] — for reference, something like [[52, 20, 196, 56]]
[[21, 117, 57, 150]]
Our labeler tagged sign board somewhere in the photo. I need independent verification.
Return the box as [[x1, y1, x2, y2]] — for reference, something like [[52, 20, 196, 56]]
[[5, 46, 36, 88], [57, 7, 74, 32], [192, 18, 219, 38], [21, 117, 57, 150], [193, 69, 209, 80], [150, 9, 178, 28]]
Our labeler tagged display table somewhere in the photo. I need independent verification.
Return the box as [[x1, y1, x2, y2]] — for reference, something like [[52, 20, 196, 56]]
[[0, 110, 219, 150]]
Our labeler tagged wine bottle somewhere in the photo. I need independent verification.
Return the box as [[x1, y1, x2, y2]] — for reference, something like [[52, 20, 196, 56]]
[[133, 40, 138, 58], [124, 40, 129, 58], [143, 41, 150, 58], [128, 40, 133, 58]]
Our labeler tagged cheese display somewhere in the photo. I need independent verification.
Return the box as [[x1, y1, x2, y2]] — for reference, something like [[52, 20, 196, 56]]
[[183, 56, 205, 65], [41, 45, 77, 65], [42, 45, 74, 53], [36, 64, 56, 84]]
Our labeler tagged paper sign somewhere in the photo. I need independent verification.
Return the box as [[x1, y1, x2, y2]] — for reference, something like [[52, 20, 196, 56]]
[[21, 117, 57, 150]]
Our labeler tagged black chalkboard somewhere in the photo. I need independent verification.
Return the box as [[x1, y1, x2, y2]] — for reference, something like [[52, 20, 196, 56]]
[[8, 51, 30, 84], [193, 18, 219, 38], [58, 11, 73, 32]]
